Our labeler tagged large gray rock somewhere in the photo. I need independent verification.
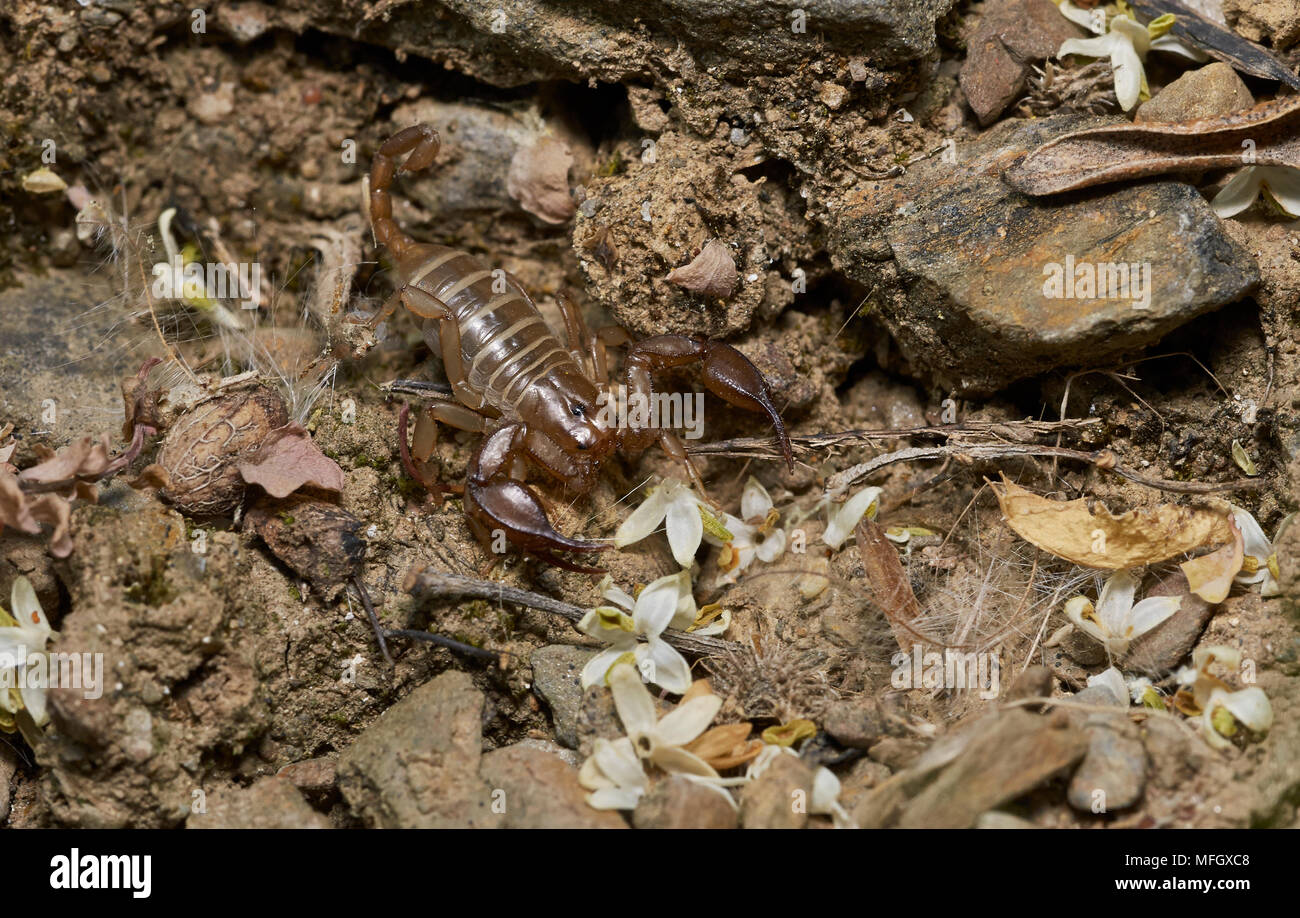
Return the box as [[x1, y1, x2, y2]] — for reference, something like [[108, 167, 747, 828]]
[[530, 644, 591, 749], [829, 115, 1259, 394]]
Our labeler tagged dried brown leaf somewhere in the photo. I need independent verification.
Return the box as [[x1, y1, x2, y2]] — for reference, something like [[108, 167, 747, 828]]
[[1180, 516, 1243, 603], [506, 135, 575, 224], [666, 239, 737, 299], [238, 423, 344, 498], [991, 475, 1232, 569]]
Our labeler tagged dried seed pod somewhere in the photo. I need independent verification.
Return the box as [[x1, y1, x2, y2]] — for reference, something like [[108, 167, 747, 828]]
[[244, 495, 365, 600], [157, 386, 288, 515], [666, 239, 737, 299]]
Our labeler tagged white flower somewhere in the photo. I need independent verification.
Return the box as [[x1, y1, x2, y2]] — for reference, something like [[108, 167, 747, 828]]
[[1231, 507, 1280, 597], [706, 478, 787, 585], [578, 571, 695, 694], [579, 663, 725, 810], [0, 576, 55, 743], [820, 485, 883, 550], [1064, 569, 1181, 656], [1202, 686, 1273, 751], [614, 477, 722, 568], [1055, 8, 1204, 111], [1172, 644, 1273, 750], [1211, 167, 1300, 220]]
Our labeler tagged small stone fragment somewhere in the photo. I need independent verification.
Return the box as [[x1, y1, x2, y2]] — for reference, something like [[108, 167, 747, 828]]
[[633, 776, 738, 829], [740, 752, 814, 829], [479, 744, 627, 829], [188, 777, 330, 829], [822, 696, 885, 749], [1136, 62, 1255, 122], [244, 495, 364, 601], [1067, 718, 1148, 812], [338, 671, 494, 828], [530, 644, 591, 749]]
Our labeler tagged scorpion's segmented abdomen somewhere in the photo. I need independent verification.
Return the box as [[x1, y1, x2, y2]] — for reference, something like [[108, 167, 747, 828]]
[[410, 245, 579, 413]]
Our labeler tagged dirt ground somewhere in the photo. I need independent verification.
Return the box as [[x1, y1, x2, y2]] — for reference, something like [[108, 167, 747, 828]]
[[1, 0, 1298, 829]]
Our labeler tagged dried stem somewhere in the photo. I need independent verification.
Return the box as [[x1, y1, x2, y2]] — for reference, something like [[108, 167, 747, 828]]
[[403, 565, 738, 657]]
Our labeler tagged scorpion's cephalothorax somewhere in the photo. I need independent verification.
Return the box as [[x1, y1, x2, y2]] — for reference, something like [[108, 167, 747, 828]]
[[366, 123, 792, 571]]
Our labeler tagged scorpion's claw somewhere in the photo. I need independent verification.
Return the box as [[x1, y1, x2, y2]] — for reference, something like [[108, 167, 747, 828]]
[[700, 342, 794, 472], [466, 478, 608, 567]]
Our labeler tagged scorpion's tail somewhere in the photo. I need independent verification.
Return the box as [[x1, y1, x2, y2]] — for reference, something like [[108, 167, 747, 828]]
[[369, 123, 440, 261]]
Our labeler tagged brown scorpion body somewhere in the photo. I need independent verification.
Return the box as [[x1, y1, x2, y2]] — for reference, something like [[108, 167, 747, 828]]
[[366, 124, 792, 571]]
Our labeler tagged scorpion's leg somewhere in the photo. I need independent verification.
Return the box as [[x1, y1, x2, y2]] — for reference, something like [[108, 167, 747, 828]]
[[465, 425, 608, 573], [400, 285, 490, 412], [625, 335, 794, 473], [592, 325, 632, 388], [555, 289, 595, 377], [400, 398, 483, 504]]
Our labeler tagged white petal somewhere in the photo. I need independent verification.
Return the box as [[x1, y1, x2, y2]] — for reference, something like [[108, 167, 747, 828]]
[[810, 766, 842, 814], [1259, 167, 1300, 218], [667, 569, 699, 631], [608, 662, 658, 737], [1096, 570, 1138, 635], [578, 606, 637, 643], [614, 487, 668, 548], [665, 495, 704, 567], [594, 736, 648, 790], [586, 786, 643, 810], [10, 576, 50, 639], [655, 692, 723, 746], [1064, 596, 1108, 644], [1058, 0, 1106, 34], [1102, 33, 1144, 109], [1126, 596, 1181, 640], [578, 752, 614, 790], [598, 574, 637, 612], [1231, 507, 1273, 584], [19, 682, 47, 727], [1086, 666, 1129, 705], [1058, 34, 1118, 61], [679, 774, 739, 810], [822, 486, 881, 550], [636, 638, 692, 695], [741, 477, 775, 521], [756, 528, 786, 563], [581, 646, 632, 690], [1150, 34, 1208, 61], [1211, 168, 1264, 219], [1218, 686, 1273, 733], [633, 574, 682, 639], [1111, 15, 1150, 55]]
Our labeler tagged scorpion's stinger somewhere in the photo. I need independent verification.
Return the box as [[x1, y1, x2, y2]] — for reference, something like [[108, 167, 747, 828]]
[[368, 123, 441, 260]]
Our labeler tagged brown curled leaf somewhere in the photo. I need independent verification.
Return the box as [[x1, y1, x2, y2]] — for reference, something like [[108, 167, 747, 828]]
[[856, 518, 928, 654], [666, 239, 737, 299], [129, 463, 171, 491], [682, 722, 762, 771], [17, 434, 113, 493], [1003, 94, 1300, 196], [1180, 516, 1244, 603], [991, 475, 1233, 569], [237, 423, 345, 498]]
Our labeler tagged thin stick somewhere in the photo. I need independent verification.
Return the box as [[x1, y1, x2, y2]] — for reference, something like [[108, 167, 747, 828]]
[[824, 443, 1261, 496], [351, 576, 393, 666], [383, 629, 502, 663], [687, 418, 1101, 461], [403, 566, 738, 657]]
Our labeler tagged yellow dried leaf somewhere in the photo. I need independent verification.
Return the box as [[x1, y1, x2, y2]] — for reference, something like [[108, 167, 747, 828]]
[[1231, 440, 1258, 476], [991, 475, 1232, 569], [761, 718, 817, 747], [1180, 516, 1244, 603]]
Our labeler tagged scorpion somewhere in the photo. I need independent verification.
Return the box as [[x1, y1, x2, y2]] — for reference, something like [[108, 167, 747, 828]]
[[366, 124, 793, 571]]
